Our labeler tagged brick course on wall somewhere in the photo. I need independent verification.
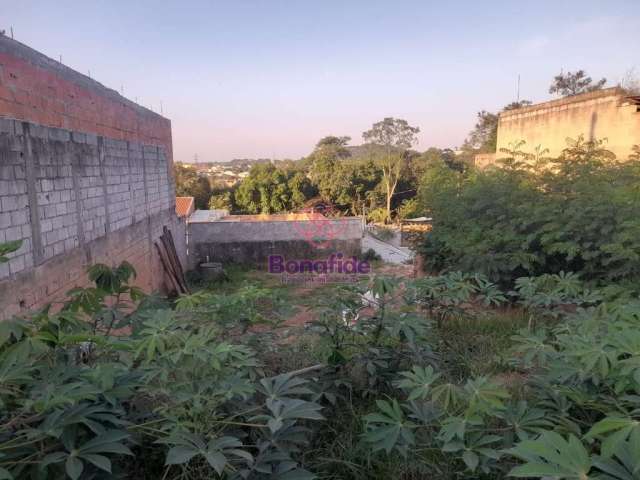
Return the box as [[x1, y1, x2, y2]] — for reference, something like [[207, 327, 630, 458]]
[[0, 36, 184, 320], [0, 36, 172, 156]]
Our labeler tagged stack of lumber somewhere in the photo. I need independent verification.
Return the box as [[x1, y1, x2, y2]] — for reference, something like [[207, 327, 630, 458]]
[[154, 227, 189, 295]]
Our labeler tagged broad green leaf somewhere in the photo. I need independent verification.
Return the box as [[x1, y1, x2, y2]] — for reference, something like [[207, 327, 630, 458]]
[[165, 445, 199, 465], [65, 456, 84, 480]]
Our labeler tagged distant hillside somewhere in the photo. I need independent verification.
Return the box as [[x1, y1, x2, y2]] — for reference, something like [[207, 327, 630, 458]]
[[187, 158, 272, 168], [227, 158, 272, 167]]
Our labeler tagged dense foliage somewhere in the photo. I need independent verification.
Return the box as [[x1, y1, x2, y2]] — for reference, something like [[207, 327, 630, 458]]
[[234, 163, 316, 214], [549, 69, 607, 97], [0, 261, 324, 479], [3, 237, 640, 479], [420, 137, 640, 290], [355, 272, 640, 479], [174, 163, 213, 210], [174, 119, 430, 221]]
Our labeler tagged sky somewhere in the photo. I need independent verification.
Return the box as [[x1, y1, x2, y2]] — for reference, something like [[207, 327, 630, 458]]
[[3, 0, 640, 162]]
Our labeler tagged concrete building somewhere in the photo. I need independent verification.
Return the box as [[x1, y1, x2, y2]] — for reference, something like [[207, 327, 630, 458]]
[[0, 36, 184, 319], [476, 87, 640, 167]]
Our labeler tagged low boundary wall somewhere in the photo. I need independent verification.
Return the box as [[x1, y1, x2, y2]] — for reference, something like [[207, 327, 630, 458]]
[[188, 217, 363, 269]]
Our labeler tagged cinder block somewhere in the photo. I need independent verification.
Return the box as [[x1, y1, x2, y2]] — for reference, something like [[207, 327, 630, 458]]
[[40, 179, 54, 192], [0, 262, 9, 280], [23, 252, 34, 269], [64, 237, 77, 251], [5, 226, 22, 242], [40, 218, 53, 233], [43, 205, 57, 219], [29, 124, 48, 138], [85, 132, 98, 146], [14, 166, 26, 180], [53, 178, 66, 191], [45, 230, 59, 245], [53, 241, 64, 256], [48, 128, 70, 142], [1, 195, 18, 212], [9, 181, 27, 195], [9, 255, 25, 275], [10, 209, 28, 226], [71, 131, 87, 144], [0, 118, 13, 134], [21, 224, 31, 238]]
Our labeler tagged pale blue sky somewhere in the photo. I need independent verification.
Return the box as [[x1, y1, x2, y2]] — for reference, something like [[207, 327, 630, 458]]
[[3, 0, 639, 162]]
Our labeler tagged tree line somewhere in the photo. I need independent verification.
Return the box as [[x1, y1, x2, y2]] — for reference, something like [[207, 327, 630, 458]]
[[175, 69, 632, 223], [176, 117, 429, 223]]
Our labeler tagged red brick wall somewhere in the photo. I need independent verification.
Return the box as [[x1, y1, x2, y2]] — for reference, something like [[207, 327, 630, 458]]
[[0, 38, 172, 157]]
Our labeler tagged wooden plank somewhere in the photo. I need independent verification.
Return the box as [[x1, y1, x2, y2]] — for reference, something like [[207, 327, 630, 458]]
[[160, 229, 188, 294], [164, 227, 188, 288], [154, 240, 180, 295]]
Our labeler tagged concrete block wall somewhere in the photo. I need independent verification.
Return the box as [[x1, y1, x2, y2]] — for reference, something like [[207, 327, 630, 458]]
[[188, 218, 363, 269], [0, 36, 184, 320], [0, 119, 184, 319]]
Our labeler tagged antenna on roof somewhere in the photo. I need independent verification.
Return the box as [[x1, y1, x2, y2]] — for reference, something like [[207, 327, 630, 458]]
[[516, 74, 521, 102], [10, 27, 13, 39]]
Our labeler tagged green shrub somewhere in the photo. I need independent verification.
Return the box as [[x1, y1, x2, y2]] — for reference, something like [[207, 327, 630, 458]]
[[4, 230, 640, 479], [397, 198, 421, 220], [419, 138, 640, 290], [360, 248, 381, 262], [372, 226, 395, 241], [355, 274, 640, 479], [0, 261, 323, 479]]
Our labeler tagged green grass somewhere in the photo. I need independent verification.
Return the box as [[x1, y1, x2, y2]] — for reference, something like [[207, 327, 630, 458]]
[[435, 308, 530, 379]]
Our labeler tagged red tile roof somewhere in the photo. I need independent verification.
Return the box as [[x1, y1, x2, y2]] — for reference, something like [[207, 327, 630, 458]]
[[175, 197, 195, 218]]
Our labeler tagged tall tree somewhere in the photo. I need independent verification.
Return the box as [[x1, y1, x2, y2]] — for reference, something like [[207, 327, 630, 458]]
[[314, 135, 352, 154], [503, 100, 532, 111], [362, 118, 420, 223], [462, 111, 499, 153], [308, 136, 352, 204], [549, 70, 606, 97], [462, 100, 532, 155], [234, 163, 315, 214], [174, 163, 212, 209]]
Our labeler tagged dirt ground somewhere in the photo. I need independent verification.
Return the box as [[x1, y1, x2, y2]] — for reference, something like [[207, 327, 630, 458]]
[[245, 260, 414, 334]]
